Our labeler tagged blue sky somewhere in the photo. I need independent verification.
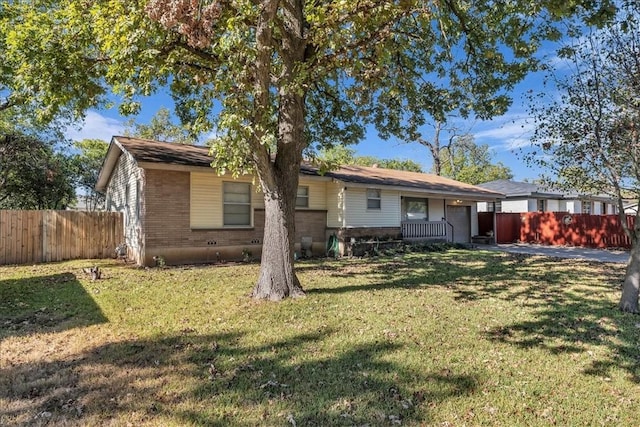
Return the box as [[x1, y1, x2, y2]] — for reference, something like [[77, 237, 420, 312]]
[[64, 57, 554, 183]]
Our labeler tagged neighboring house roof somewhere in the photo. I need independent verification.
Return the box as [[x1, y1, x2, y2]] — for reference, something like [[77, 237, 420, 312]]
[[477, 179, 563, 198], [97, 136, 503, 200], [624, 202, 638, 214], [477, 179, 617, 202]]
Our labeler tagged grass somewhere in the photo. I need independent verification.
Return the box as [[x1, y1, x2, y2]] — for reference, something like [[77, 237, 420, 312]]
[[1, 249, 639, 426]]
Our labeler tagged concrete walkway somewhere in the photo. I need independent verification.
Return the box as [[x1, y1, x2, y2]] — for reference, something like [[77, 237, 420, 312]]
[[475, 243, 630, 264]]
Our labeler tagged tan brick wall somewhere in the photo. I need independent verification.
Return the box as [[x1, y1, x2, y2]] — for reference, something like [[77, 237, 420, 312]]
[[142, 169, 328, 265]]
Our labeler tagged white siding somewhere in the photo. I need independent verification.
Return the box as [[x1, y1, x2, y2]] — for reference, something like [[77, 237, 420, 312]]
[[429, 198, 446, 221], [105, 151, 143, 263], [191, 173, 255, 228], [298, 178, 327, 210], [547, 199, 560, 212], [477, 201, 489, 212], [190, 173, 222, 228], [470, 203, 479, 236], [326, 182, 345, 227], [501, 199, 530, 213], [344, 187, 400, 227], [565, 200, 580, 213], [190, 173, 328, 228]]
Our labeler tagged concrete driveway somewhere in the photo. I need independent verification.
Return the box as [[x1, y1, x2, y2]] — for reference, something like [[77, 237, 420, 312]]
[[475, 243, 630, 264]]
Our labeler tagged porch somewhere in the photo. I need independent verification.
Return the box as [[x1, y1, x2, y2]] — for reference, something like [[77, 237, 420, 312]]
[[401, 220, 452, 242]]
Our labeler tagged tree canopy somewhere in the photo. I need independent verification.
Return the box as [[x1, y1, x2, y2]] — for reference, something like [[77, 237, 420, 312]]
[[124, 107, 198, 144], [0, 133, 76, 209], [437, 135, 513, 185], [0, 0, 619, 300], [317, 146, 422, 172], [527, 4, 640, 312]]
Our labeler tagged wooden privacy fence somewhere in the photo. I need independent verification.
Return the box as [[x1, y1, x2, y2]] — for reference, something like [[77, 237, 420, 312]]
[[0, 210, 123, 265], [479, 212, 635, 248]]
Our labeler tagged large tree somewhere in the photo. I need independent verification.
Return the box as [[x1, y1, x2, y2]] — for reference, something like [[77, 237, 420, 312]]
[[528, 5, 640, 313], [438, 135, 513, 184], [1, 1, 617, 300], [0, 133, 76, 209]]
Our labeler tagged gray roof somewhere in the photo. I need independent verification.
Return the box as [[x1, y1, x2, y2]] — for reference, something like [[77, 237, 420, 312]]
[[477, 180, 563, 198]]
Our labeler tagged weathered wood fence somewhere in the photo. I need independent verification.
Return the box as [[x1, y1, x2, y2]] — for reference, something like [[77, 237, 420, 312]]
[[0, 210, 123, 265]]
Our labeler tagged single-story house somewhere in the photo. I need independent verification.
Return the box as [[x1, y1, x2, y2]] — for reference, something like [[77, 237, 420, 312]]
[[624, 202, 638, 215], [96, 136, 503, 266], [476, 179, 618, 215]]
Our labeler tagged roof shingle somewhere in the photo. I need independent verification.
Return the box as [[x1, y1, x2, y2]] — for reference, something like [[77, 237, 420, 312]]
[[105, 136, 502, 199]]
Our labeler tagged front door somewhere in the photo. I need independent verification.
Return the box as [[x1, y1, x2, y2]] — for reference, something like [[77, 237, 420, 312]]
[[448, 205, 471, 243]]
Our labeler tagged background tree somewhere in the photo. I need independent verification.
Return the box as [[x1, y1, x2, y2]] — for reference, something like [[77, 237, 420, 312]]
[[408, 120, 465, 176], [438, 136, 513, 184], [1, 0, 617, 300], [71, 139, 109, 211], [527, 5, 640, 313], [316, 146, 422, 172], [0, 133, 76, 209], [355, 157, 423, 173], [124, 107, 198, 144]]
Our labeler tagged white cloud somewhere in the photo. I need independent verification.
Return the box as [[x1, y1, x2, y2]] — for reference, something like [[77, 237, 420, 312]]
[[64, 110, 125, 142], [474, 115, 535, 151]]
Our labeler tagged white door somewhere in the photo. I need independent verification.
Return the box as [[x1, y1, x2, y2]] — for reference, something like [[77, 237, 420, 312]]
[[448, 205, 471, 243]]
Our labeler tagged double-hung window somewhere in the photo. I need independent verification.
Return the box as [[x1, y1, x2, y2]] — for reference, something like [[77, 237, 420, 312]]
[[367, 188, 381, 210], [223, 182, 251, 226], [296, 186, 309, 208]]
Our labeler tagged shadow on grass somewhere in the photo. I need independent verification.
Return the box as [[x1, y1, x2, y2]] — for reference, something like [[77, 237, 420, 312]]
[[0, 330, 478, 425], [0, 272, 107, 340], [304, 250, 639, 383]]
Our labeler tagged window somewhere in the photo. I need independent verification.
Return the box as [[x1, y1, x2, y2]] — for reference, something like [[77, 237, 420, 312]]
[[223, 182, 251, 226], [296, 186, 309, 208], [537, 199, 545, 212], [404, 197, 428, 221], [582, 200, 591, 214], [366, 188, 381, 209]]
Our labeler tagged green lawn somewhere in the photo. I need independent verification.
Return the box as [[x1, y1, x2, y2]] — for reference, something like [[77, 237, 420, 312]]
[[1, 249, 638, 426]]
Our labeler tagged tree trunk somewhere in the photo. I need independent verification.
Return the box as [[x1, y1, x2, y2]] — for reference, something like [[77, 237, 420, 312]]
[[251, 0, 306, 301], [251, 175, 305, 301], [619, 238, 640, 313]]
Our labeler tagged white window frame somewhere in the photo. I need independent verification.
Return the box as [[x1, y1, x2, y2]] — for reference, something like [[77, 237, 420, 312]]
[[404, 197, 429, 221], [296, 186, 309, 208], [223, 182, 251, 226], [366, 188, 381, 210]]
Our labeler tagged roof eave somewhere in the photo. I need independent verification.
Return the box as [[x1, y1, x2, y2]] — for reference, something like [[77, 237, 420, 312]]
[[332, 179, 504, 201], [95, 137, 124, 192]]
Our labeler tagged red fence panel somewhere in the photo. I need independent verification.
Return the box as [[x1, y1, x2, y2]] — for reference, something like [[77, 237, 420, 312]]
[[514, 212, 633, 249], [495, 213, 522, 244]]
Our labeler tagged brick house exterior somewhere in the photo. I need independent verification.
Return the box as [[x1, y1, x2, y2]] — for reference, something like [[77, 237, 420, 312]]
[[97, 136, 503, 266]]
